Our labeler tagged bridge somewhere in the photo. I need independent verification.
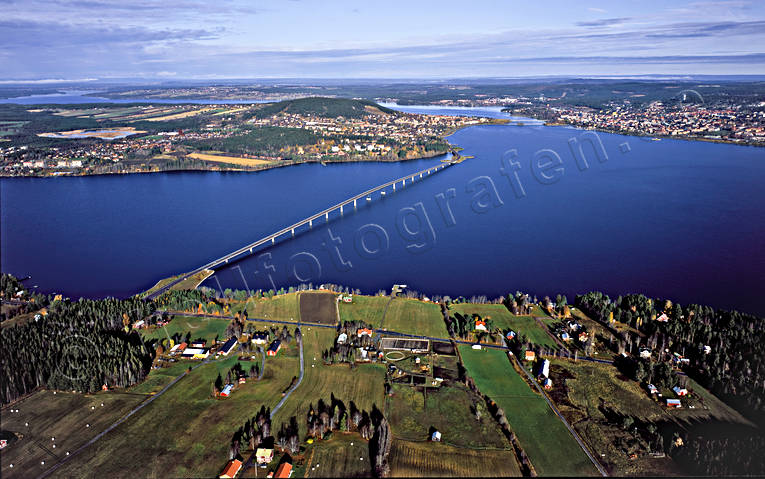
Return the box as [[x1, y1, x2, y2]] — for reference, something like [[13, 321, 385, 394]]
[[145, 160, 454, 300]]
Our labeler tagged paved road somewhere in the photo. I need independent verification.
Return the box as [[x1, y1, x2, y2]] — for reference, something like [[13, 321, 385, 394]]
[[270, 327, 304, 419]]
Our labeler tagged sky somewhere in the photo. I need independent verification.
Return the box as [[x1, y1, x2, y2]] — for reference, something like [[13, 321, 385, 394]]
[[2, 0, 765, 80]]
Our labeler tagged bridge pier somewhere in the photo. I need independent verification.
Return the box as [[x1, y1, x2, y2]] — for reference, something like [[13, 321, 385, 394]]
[[291, 228, 295, 236], [271, 237, 275, 244], [309, 219, 312, 228], [353, 199, 357, 208], [393, 183, 396, 191], [419, 173, 422, 178], [325, 212, 329, 221], [340, 205, 343, 215]]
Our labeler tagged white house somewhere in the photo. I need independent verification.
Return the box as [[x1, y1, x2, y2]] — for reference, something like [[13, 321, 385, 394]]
[[337, 333, 348, 344]]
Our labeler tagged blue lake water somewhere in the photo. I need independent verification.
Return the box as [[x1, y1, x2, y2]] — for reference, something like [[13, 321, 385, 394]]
[[2, 106, 765, 315]]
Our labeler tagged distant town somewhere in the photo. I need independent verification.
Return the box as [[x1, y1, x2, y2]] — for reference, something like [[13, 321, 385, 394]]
[[0, 98, 497, 177]]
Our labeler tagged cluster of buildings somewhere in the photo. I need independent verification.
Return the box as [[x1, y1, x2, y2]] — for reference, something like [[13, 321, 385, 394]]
[[550, 103, 765, 145]]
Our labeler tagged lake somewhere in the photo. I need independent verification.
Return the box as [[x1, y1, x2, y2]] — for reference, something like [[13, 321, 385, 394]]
[[2, 106, 764, 315]]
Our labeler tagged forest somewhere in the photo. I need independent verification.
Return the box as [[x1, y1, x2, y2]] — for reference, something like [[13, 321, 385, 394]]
[[0, 295, 155, 404]]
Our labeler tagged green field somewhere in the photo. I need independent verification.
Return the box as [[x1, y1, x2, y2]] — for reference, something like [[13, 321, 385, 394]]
[[450, 303, 557, 347], [242, 293, 301, 322], [0, 390, 144, 479], [294, 432, 373, 478], [53, 345, 300, 477], [271, 327, 386, 440], [390, 439, 521, 477], [388, 383, 509, 449], [458, 346, 597, 476], [339, 296, 448, 338], [141, 315, 231, 345]]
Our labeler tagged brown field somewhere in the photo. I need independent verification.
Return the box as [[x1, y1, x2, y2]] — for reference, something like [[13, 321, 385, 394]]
[[299, 292, 338, 324], [212, 107, 250, 116], [187, 152, 272, 167], [142, 108, 212, 122], [390, 439, 521, 477]]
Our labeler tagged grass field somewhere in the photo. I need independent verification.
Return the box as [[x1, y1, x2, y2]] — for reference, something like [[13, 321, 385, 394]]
[[0, 390, 145, 479], [339, 296, 448, 338], [141, 315, 231, 345], [298, 433, 373, 478], [128, 362, 191, 395], [187, 152, 273, 167], [299, 292, 338, 324], [52, 346, 300, 478], [450, 303, 557, 347], [388, 383, 509, 449], [242, 293, 301, 322], [390, 439, 521, 477], [271, 327, 386, 440], [458, 346, 597, 476], [142, 269, 213, 297]]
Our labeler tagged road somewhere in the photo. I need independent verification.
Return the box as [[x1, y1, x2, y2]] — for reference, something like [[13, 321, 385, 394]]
[[270, 326, 304, 419]]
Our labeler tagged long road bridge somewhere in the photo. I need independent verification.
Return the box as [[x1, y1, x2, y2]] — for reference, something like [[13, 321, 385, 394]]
[[146, 160, 454, 300]]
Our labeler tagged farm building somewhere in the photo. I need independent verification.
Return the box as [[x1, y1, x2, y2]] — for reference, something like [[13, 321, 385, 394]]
[[673, 386, 688, 396], [431, 430, 441, 442], [647, 384, 659, 395], [381, 337, 429, 353], [471, 344, 482, 350], [474, 319, 487, 331], [218, 337, 238, 356], [190, 340, 206, 348], [357, 328, 374, 337], [567, 321, 581, 331], [219, 459, 242, 478], [524, 350, 536, 361], [256, 447, 274, 465], [337, 333, 348, 344], [252, 332, 269, 345], [341, 294, 353, 303], [538, 359, 550, 378], [176, 342, 187, 354], [656, 313, 669, 322], [274, 462, 293, 478], [506, 330, 516, 340], [182, 348, 209, 359], [220, 384, 233, 397], [267, 340, 282, 357], [639, 348, 652, 359], [543, 378, 553, 390], [666, 399, 682, 408]]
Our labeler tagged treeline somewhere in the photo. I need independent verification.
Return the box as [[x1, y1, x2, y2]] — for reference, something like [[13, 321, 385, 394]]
[[249, 97, 395, 120], [181, 126, 318, 156], [575, 291, 765, 423], [673, 429, 765, 476], [0, 296, 155, 404]]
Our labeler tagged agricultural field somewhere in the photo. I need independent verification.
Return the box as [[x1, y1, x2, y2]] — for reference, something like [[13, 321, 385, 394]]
[[295, 433, 373, 478], [140, 315, 231, 345], [243, 292, 301, 322], [271, 327, 386, 439], [299, 292, 338, 324], [128, 361, 191, 395], [450, 303, 557, 347], [142, 107, 213, 122], [389, 439, 521, 477], [458, 346, 597, 476], [388, 383, 510, 449], [52, 348, 300, 478], [0, 390, 145, 479], [187, 152, 272, 167], [339, 296, 447, 338]]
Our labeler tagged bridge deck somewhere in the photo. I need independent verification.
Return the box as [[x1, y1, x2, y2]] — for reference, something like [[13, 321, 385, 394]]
[[146, 160, 453, 299]]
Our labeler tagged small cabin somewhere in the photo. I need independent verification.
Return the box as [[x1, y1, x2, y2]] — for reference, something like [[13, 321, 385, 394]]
[[524, 350, 536, 361], [431, 430, 441, 442], [220, 384, 233, 397], [267, 340, 282, 357], [673, 386, 688, 397], [666, 398, 682, 408]]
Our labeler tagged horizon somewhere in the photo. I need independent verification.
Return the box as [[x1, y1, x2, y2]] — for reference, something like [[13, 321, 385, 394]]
[[3, 0, 765, 80]]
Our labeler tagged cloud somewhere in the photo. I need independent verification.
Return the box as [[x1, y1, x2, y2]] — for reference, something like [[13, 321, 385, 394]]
[[0, 19, 221, 48], [576, 17, 632, 28], [587, 7, 607, 13]]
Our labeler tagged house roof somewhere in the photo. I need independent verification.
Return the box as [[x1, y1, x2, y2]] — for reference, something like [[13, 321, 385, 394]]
[[220, 337, 237, 352], [267, 340, 282, 352], [275, 462, 292, 478], [220, 459, 242, 478]]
